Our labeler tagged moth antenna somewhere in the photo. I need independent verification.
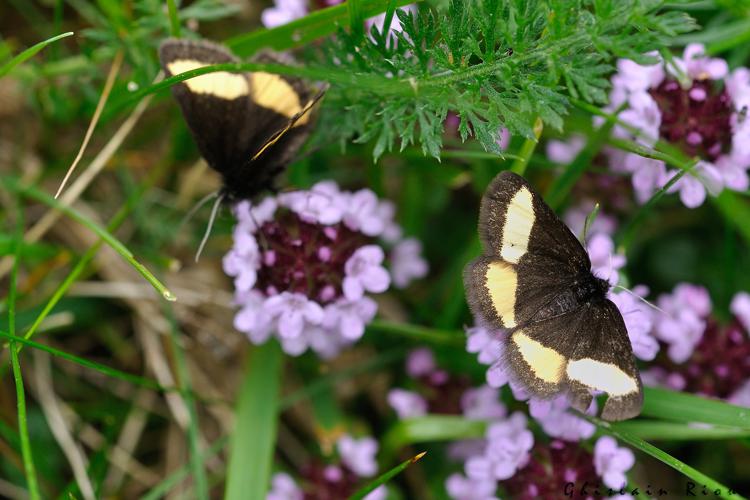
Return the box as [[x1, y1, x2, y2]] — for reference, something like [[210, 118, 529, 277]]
[[613, 285, 666, 315], [195, 193, 224, 263], [179, 191, 219, 230], [248, 203, 271, 251]]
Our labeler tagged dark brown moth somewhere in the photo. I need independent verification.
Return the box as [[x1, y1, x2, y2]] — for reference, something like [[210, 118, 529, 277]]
[[464, 171, 643, 421], [159, 38, 323, 201]]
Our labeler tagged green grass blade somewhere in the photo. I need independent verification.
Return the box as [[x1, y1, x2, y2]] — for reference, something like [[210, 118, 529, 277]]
[[166, 0, 181, 38], [349, 452, 426, 500], [142, 437, 228, 500], [586, 414, 746, 500], [225, 341, 283, 500], [0, 329, 166, 392], [611, 420, 750, 441], [642, 387, 750, 429], [382, 415, 487, 458], [348, 0, 365, 41], [8, 203, 41, 500], [0, 31, 74, 77], [226, 0, 416, 56], [366, 320, 464, 346], [3, 178, 176, 302]]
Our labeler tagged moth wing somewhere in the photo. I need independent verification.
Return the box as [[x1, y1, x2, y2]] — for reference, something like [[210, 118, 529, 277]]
[[159, 38, 256, 174], [159, 40, 319, 198], [478, 171, 590, 275], [564, 299, 643, 421], [464, 253, 574, 330]]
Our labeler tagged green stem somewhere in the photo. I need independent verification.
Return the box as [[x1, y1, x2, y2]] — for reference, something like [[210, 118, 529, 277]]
[[510, 117, 543, 175], [349, 452, 426, 500], [8, 203, 41, 500], [0, 31, 74, 77], [166, 0, 181, 38]]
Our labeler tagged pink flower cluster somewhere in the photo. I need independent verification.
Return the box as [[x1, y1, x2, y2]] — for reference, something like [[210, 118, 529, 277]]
[[603, 44, 750, 207], [267, 434, 386, 500], [224, 181, 427, 357]]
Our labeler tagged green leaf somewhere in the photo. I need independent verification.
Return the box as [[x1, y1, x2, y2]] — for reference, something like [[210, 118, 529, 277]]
[[610, 420, 750, 441], [711, 190, 750, 248], [225, 342, 284, 500], [382, 415, 487, 458], [642, 387, 750, 430], [0, 31, 74, 77]]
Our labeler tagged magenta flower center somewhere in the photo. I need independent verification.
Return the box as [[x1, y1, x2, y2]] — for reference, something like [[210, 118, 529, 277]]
[[255, 210, 370, 304], [650, 78, 733, 161], [504, 441, 601, 499], [661, 320, 750, 398]]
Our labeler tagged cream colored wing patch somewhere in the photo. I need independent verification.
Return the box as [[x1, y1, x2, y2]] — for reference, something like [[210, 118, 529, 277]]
[[566, 359, 638, 396], [500, 187, 534, 263], [485, 261, 518, 328], [250, 72, 306, 122], [167, 59, 249, 100], [512, 330, 565, 383]]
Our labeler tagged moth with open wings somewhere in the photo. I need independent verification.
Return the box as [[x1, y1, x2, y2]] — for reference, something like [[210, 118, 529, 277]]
[[464, 171, 643, 421]]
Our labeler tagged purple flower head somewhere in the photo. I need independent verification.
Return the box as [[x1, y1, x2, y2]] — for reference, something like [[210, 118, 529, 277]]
[[225, 183, 425, 357], [731, 292, 750, 334], [343, 189, 390, 237], [465, 412, 534, 482], [387, 388, 428, 419], [266, 472, 303, 500], [586, 233, 626, 286], [390, 238, 429, 288], [445, 473, 498, 500], [604, 44, 750, 208], [608, 286, 660, 361], [343, 245, 391, 300], [528, 396, 596, 442], [261, 0, 307, 28], [593, 436, 635, 489], [466, 324, 505, 368], [503, 440, 604, 499], [337, 434, 379, 478], [461, 385, 507, 420], [546, 134, 586, 164], [280, 181, 346, 225], [406, 347, 437, 377], [654, 283, 711, 363]]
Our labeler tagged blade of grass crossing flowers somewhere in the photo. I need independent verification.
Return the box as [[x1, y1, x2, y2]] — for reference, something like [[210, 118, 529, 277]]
[[225, 341, 283, 500], [226, 0, 417, 56], [641, 386, 750, 429], [3, 178, 176, 302], [0, 31, 74, 77], [584, 414, 747, 500], [8, 202, 41, 500], [349, 452, 426, 500], [610, 420, 750, 441], [382, 415, 487, 460]]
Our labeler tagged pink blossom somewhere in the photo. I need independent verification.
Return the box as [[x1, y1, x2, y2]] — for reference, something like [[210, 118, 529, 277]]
[[390, 238, 429, 288], [337, 435, 379, 478], [387, 388, 428, 419], [445, 473, 498, 500], [731, 292, 750, 334], [266, 472, 303, 500], [593, 436, 635, 489], [343, 245, 391, 300]]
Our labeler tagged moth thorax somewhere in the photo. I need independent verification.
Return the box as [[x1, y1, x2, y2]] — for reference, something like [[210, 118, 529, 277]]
[[573, 274, 610, 303]]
